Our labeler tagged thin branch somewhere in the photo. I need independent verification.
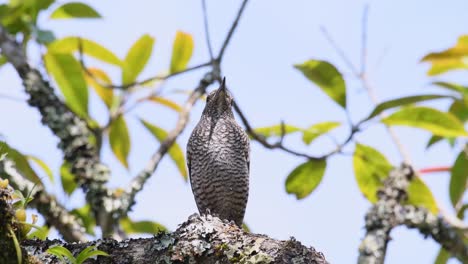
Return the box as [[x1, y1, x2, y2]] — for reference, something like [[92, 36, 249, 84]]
[[360, 5, 369, 75], [217, 0, 249, 61], [119, 73, 216, 215], [419, 166, 451, 174], [0, 92, 26, 102], [201, 0, 214, 60]]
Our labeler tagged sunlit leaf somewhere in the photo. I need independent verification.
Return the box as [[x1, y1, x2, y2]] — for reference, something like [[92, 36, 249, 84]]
[[50, 2, 101, 19], [44, 52, 88, 117], [365, 95, 451, 121], [109, 116, 131, 168], [75, 246, 108, 264], [170, 31, 194, 74], [353, 143, 393, 202], [47, 246, 75, 263], [84, 68, 114, 109], [285, 159, 326, 199], [122, 34, 155, 85], [48, 37, 121, 66], [27, 156, 54, 183], [146, 96, 183, 112], [302, 122, 341, 145], [294, 60, 346, 108], [141, 120, 187, 180], [71, 205, 95, 235], [407, 177, 439, 214], [253, 124, 301, 138], [382, 106, 468, 137], [60, 163, 77, 196], [450, 149, 468, 207], [120, 217, 167, 235], [0, 142, 42, 185], [27, 225, 49, 240], [422, 35, 468, 75]]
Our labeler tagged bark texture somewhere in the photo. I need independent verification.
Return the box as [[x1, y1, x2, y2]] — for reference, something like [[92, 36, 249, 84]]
[[23, 214, 328, 264]]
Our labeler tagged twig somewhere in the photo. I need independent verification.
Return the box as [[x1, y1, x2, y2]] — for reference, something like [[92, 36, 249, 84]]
[[360, 5, 369, 75], [419, 166, 451, 174], [217, 0, 250, 61], [0, 92, 26, 102], [120, 73, 216, 215], [201, 0, 214, 60]]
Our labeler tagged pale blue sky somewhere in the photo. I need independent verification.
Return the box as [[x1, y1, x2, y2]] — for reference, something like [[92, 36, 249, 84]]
[[0, 0, 467, 263]]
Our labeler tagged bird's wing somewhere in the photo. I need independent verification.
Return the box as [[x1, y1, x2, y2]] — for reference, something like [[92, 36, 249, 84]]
[[186, 138, 193, 182], [243, 131, 250, 172]]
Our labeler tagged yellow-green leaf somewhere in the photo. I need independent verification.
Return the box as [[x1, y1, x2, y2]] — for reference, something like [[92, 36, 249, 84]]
[[302, 122, 341, 145], [26, 156, 54, 183], [253, 124, 301, 138], [407, 177, 439, 214], [285, 159, 327, 199], [60, 163, 77, 196], [50, 2, 101, 19], [170, 31, 194, 74], [27, 225, 49, 240], [122, 34, 155, 85], [353, 143, 393, 202], [382, 106, 468, 137], [84, 68, 114, 109], [44, 52, 88, 117], [0, 142, 42, 186], [71, 205, 95, 235], [109, 116, 131, 168], [141, 120, 187, 180], [294, 60, 346, 108], [365, 95, 451, 121], [146, 96, 182, 112], [434, 248, 450, 264], [120, 217, 167, 235], [421, 35, 468, 75], [450, 149, 468, 207], [48, 37, 121, 66]]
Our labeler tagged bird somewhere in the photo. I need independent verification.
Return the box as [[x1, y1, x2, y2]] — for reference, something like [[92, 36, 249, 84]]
[[187, 78, 250, 227]]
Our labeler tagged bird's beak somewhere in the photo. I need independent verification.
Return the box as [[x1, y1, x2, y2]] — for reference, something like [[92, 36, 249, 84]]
[[214, 77, 228, 101]]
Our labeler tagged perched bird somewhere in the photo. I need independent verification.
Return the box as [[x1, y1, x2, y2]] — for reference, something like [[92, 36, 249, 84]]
[[187, 78, 250, 226]]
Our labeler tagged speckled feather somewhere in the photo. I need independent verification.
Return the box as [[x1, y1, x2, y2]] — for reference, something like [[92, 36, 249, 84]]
[[187, 82, 249, 226]]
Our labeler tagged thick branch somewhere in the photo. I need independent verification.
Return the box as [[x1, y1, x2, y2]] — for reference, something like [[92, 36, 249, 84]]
[[358, 165, 468, 263], [0, 26, 115, 235], [23, 214, 328, 264], [0, 159, 87, 242]]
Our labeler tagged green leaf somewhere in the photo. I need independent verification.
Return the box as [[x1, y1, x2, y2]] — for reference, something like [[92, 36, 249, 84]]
[[170, 31, 194, 74], [27, 225, 49, 240], [253, 124, 301, 138], [302, 122, 341, 145], [47, 245, 76, 264], [60, 163, 77, 196], [450, 149, 468, 207], [76, 246, 108, 264], [71, 205, 95, 235], [406, 177, 439, 214], [382, 106, 468, 137], [146, 96, 182, 112], [44, 52, 88, 117], [449, 100, 468, 122], [48, 37, 121, 66], [0, 142, 42, 185], [365, 95, 452, 121], [285, 159, 327, 199], [120, 217, 167, 235], [294, 60, 346, 108], [434, 248, 450, 264], [122, 34, 155, 85], [422, 35, 468, 75], [353, 143, 393, 202], [432, 82, 468, 96], [50, 2, 101, 19], [26, 156, 54, 183], [84, 68, 114, 109], [109, 116, 131, 168], [141, 120, 187, 180]]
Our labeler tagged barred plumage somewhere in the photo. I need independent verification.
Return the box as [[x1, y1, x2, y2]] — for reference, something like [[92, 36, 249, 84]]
[[187, 79, 250, 226]]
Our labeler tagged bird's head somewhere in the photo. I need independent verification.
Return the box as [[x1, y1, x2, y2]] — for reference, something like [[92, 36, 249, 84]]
[[202, 78, 234, 119]]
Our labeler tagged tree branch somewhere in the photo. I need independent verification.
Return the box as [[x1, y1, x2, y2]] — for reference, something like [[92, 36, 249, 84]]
[[358, 165, 468, 263], [0, 159, 87, 243], [216, 0, 249, 61], [0, 25, 116, 236], [201, 0, 214, 60], [23, 214, 328, 264]]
